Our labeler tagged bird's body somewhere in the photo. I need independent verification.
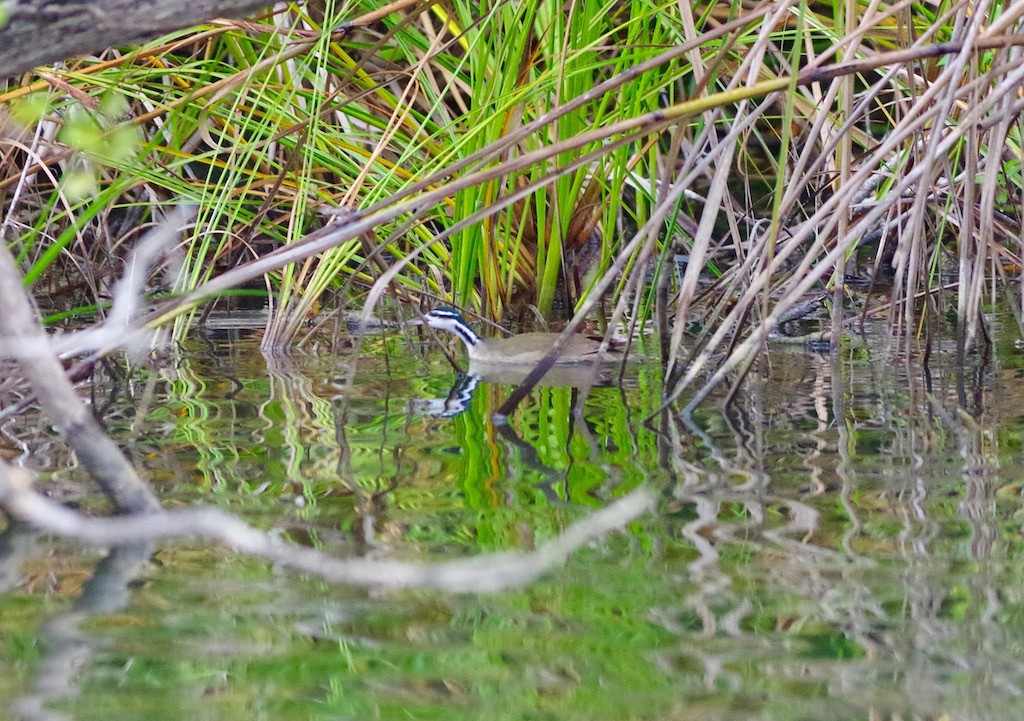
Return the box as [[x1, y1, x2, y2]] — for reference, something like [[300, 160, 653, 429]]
[[413, 307, 616, 365]]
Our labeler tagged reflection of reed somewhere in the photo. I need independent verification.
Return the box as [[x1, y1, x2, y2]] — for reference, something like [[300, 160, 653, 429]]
[[332, 396, 398, 553], [651, 330, 1018, 715]]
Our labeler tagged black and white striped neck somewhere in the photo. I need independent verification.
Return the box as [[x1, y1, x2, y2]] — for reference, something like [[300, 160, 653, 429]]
[[422, 307, 482, 350]]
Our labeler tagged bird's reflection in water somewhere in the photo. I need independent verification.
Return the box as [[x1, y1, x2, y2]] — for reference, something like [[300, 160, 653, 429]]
[[412, 362, 613, 419], [410, 372, 482, 418]]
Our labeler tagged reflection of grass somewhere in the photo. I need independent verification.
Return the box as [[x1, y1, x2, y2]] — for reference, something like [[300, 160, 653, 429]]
[[11, 317, 1024, 718], [137, 335, 661, 561], [389, 381, 663, 553]]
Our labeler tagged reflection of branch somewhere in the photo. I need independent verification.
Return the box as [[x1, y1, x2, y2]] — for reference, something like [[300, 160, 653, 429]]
[[14, 544, 152, 721], [0, 522, 39, 594], [0, 461, 653, 593]]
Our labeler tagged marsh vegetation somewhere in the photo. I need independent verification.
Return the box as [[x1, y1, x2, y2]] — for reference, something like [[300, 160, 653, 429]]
[[1, 2, 1024, 717], [2, 0, 1021, 401]]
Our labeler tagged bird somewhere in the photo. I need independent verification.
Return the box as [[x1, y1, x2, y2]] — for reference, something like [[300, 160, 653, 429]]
[[411, 307, 619, 366]]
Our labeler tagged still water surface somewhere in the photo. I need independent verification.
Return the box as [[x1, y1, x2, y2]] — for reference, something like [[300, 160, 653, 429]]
[[2, 320, 1023, 720]]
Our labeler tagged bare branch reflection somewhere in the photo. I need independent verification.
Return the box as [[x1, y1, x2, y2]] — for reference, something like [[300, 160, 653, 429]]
[[9, 541, 151, 721], [0, 460, 654, 593]]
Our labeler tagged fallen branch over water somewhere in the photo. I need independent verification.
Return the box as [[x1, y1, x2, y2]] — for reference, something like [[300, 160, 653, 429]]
[[0, 460, 654, 593]]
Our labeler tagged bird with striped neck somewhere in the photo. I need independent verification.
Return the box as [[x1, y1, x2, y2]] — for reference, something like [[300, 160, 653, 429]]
[[411, 307, 618, 365]]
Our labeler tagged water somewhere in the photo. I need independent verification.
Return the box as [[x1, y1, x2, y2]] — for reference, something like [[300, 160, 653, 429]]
[[1, 317, 1023, 720]]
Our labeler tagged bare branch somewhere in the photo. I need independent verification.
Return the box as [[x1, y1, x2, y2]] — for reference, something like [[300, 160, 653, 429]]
[[0, 0, 271, 79], [0, 210, 195, 513], [52, 206, 190, 359]]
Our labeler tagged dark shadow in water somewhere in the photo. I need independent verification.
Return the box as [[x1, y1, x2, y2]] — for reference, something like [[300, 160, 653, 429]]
[[9, 539, 152, 721], [494, 422, 566, 505], [332, 394, 399, 554]]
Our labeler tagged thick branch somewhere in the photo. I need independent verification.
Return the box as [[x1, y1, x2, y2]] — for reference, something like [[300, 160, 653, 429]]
[[0, 226, 161, 513], [0, 0, 270, 79]]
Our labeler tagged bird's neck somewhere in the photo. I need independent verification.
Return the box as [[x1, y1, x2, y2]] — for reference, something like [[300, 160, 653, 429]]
[[450, 321, 481, 350]]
